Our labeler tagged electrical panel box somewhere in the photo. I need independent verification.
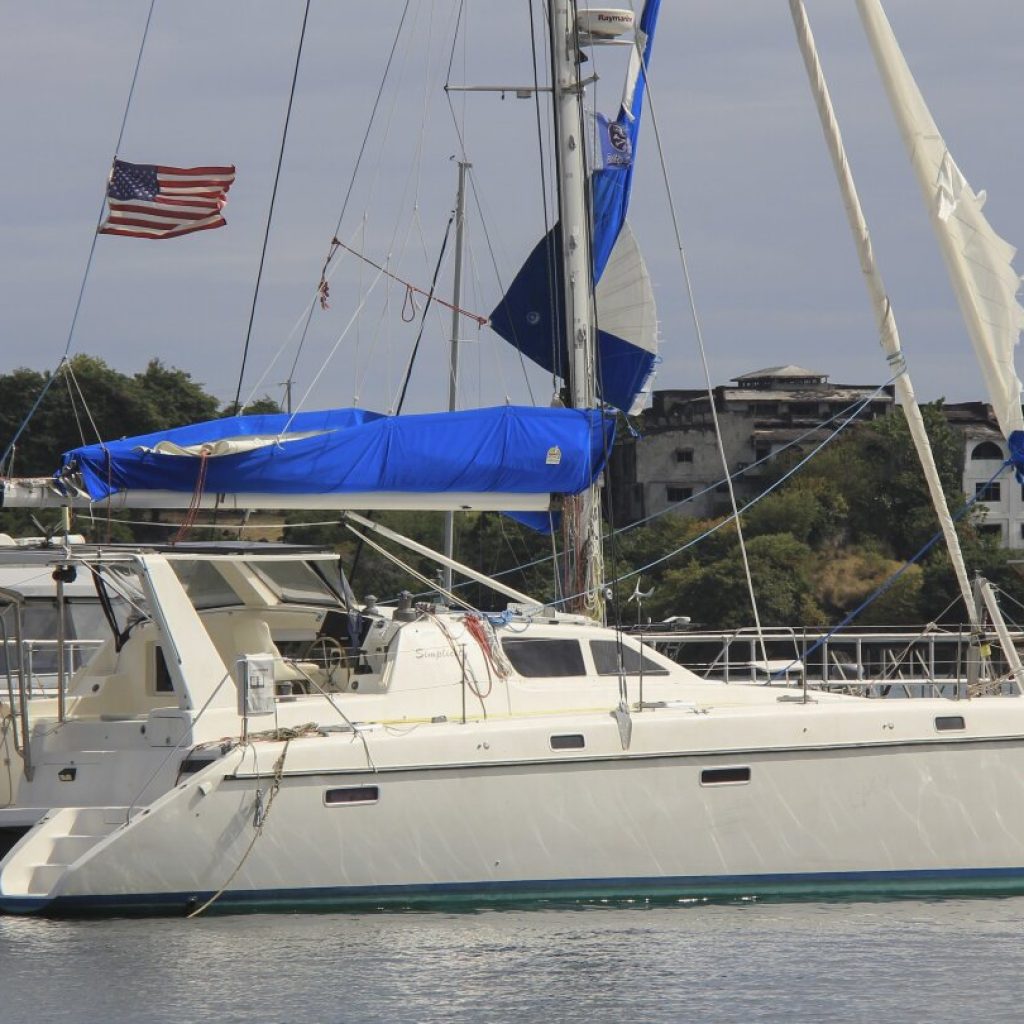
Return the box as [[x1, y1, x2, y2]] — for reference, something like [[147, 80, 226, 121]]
[[237, 654, 276, 716]]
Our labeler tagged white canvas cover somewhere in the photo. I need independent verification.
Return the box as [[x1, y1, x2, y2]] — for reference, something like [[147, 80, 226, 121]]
[[858, 0, 1024, 439]]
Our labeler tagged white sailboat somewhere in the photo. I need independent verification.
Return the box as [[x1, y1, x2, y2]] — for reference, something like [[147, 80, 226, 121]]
[[1, 0, 1024, 914]]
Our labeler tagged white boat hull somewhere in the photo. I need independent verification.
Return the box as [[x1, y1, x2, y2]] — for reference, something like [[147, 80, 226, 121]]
[[5, 700, 1024, 913]]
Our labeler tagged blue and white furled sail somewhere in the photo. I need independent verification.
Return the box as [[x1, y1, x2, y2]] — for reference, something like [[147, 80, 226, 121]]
[[489, 0, 661, 416], [858, 0, 1024, 465], [20, 406, 614, 513]]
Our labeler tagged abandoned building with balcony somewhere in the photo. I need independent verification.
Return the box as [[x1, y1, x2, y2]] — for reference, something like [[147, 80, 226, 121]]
[[610, 365, 895, 525]]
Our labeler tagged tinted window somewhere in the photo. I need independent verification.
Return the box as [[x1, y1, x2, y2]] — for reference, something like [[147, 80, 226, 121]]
[[250, 560, 342, 605], [154, 646, 174, 693], [170, 561, 242, 609], [935, 715, 965, 732], [590, 640, 669, 676], [325, 786, 379, 805], [701, 767, 751, 785], [550, 734, 585, 750], [502, 639, 586, 678]]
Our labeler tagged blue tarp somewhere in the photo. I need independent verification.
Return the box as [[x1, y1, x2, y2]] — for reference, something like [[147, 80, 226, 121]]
[[58, 406, 614, 502]]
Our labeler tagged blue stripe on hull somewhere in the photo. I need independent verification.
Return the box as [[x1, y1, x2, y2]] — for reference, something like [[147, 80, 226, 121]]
[[8, 867, 1024, 917]]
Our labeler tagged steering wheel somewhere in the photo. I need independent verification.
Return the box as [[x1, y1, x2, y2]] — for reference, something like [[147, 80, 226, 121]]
[[302, 636, 349, 688]]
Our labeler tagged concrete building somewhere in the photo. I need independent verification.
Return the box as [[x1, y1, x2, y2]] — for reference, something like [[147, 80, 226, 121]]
[[609, 366, 895, 525]]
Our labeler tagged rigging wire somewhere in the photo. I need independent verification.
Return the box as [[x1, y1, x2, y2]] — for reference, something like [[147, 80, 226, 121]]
[[528, 0, 563, 394], [393, 215, 456, 412], [639, 39, 770, 670], [232, 0, 312, 412], [1, 0, 157, 474], [285, 1, 414, 402]]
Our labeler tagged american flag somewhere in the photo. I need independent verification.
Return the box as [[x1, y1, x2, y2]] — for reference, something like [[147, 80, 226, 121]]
[[99, 159, 236, 239]]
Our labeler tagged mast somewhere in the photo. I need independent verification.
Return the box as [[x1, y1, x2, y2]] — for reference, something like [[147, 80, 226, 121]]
[[549, 0, 604, 620], [788, 0, 979, 630], [442, 160, 470, 593]]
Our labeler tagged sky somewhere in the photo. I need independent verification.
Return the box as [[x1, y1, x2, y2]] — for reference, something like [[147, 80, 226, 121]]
[[1, 1, 1023, 424]]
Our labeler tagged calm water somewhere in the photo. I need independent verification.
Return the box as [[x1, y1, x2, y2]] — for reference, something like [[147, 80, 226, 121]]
[[2, 898, 1023, 1023]]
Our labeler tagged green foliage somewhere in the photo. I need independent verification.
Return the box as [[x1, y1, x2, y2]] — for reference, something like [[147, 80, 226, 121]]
[[0, 356, 219, 478], [0, 356, 220, 539], [743, 477, 848, 546], [649, 533, 824, 629]]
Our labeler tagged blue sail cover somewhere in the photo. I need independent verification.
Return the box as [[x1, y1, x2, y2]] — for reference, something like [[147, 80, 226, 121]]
[[57, 406, 614, 503], [489, 0, 661, 415]]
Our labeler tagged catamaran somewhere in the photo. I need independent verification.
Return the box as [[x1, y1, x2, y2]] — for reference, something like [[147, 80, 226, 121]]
[[1, 0, 1024, 914]]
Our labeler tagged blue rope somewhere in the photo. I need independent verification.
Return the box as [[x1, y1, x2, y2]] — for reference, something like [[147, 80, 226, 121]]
[[770, 458, 1012, 681]]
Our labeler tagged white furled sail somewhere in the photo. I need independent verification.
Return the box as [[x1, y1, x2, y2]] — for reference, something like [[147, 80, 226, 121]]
[[857, 0, 1024, 441], [788, 0, 976, 626]]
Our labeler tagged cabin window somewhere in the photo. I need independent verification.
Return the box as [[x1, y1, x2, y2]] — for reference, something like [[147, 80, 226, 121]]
[[324, 786, 379, 806], [590, 640, 669, 677], [154, 645, 174, 693], [674, 448, 694, 464], [934, 715, 965, 732], [700, 766, 751, 786], [250, 559, 343, 606], [501, 638, 586, 678], [971, 441, 1004, 461], [975, 482, 1001, 502], [550, 734, 585, 750], [170, 561, 243, 610], [666, 486, 692, 503]]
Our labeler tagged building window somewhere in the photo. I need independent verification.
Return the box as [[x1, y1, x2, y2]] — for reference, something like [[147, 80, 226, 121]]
[[975, 482, 1001, 502], [977, 523, 1003, 541], [787, 402, 818, 417], [753, 443, 771, 461], [971, 441, 1004, 461], [666, 486, 693, 503], [756, 402, 778, 416], [674, 448, 694, 464]]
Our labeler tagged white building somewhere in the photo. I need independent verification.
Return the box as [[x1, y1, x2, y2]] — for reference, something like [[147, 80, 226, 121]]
[[946, 402, 1024, 550]]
